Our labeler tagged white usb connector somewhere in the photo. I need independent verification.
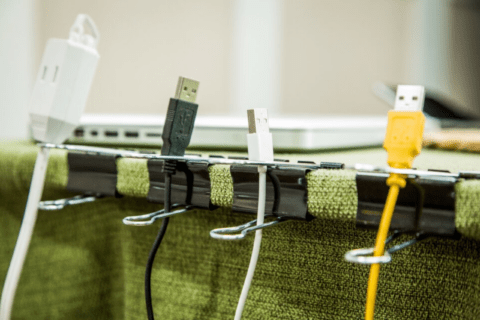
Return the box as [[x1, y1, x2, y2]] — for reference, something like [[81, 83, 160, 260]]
[[393, 85, 426, 112], [1, 14, 100, 320], [235, 108, 274, 320], [246, 109, 274, 162]]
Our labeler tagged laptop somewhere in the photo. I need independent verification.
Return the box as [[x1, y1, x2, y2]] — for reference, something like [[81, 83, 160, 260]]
[[67, 113, 441, 151]]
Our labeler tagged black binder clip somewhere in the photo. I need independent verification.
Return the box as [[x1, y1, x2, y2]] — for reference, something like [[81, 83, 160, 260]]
[[230, 164, 312, 219], [355, 171, 458, 237], [210, 164, 313, 240], [346, 171, 459, 264], [145, 159, 215, 209], [38, 152, 119, 211], [123, 159, 216, 226]]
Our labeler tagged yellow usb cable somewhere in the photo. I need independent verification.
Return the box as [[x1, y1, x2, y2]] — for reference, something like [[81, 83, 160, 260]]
[[365, 85, 426, 320]]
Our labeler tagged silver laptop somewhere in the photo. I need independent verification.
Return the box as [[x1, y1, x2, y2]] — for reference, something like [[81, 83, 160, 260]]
[[67, 113, 441, 151]]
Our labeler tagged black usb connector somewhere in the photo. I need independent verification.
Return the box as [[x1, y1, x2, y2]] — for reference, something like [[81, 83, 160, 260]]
[[145, 77, 200, 320], [161, 77, 199, 156]]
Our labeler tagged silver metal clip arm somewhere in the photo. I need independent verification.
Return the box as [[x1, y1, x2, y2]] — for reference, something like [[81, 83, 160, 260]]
[[344, 247, 392, 264], [344, 232, 428, 264], [210, 216, 286, 241], [123, 204, 194, 226], [38, 195, 98, 211]]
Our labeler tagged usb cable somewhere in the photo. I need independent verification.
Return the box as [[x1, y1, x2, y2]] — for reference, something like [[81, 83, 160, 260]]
[[235, 109, 274, 320], [0, 15, 100, 320], [365, 85, 426, 320], [144, 77, 199, 320]]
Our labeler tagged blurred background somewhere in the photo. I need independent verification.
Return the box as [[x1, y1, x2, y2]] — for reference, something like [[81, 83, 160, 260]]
[[1, 0, 479, 140]]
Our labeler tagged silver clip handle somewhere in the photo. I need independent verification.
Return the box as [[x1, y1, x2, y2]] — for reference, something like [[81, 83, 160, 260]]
[[122, 204, 194, 226], [38, 195, 98, 211], [210, 216, 286, 241], [344, 248, 391, 264]]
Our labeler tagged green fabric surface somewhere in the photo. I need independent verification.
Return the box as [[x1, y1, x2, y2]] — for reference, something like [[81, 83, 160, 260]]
[[1, 141, 480, 319], [208, 164, 233, 208], [456, 180, 480, 239], [117, 158, 150, 198], [306, 169, 358, 220]]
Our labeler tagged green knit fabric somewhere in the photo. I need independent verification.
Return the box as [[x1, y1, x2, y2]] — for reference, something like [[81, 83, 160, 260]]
[[208, 164, 233, 207], [1, 141, 480, 319], [455, 180, 480, 239], [306, 169, 358, 219], [117, 158, 150, 198]]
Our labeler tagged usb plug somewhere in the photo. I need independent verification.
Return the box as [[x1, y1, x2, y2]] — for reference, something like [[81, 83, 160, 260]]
[[246, 109, 274, 162], [394, 85, 426, 112], [161, 77, 199, 156], [384, 85, 426, 169]]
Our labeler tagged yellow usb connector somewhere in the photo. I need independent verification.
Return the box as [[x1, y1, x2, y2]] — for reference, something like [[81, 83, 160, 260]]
[[365, 85, 426, 320]]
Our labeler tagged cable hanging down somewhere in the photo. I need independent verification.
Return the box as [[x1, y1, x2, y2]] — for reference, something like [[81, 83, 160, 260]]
[[143, 77, 200, 320], [361, 85, 426, 320], [234, 108, 274, 320], [145, 172, 172, 320], [0, 14, 100, 320]]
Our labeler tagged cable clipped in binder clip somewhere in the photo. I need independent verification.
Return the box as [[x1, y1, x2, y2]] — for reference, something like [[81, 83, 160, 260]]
[[130, 77, 200, 320], [210, 164, 312, 240], [355, 171, 457, 237], [38, 153, 118, 210], [210, 214, 287, 240], [345, 231, 430, 264], [146, 159, 215, 209], [347, 170, 458, 264], [123, 157, 215, 226], [345, 85, 429, 320]]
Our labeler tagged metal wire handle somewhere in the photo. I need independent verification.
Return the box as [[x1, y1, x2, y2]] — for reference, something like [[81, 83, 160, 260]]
[[123, 205, 195, 226], [38, 195, 98, 211], [210, 216, 286, 240], [344, 248, 392, 264], [344, 232, 428, 264]]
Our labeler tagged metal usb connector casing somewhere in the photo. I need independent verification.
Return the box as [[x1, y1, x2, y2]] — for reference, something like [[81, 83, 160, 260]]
[[247, 109, 270, 134], [394, 85, 426, 112], [174, 77, 199, 103], [246, 109, 274, 162], [161, 77, 200, 156]]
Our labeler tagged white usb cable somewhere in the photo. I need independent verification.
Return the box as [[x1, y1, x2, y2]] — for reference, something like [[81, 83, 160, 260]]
[[234, 109, 274, 320], [0, 14, 100, 320]]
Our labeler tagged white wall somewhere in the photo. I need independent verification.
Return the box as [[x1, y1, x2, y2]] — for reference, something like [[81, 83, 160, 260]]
[[280, 0, 410, 115], [1, 0, 479, 140], [0, 0, 36, 140], [35, 0, 415, 117], [37, 0, 234, 116]]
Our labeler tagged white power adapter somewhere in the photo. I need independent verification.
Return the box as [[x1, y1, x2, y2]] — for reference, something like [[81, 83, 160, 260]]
[[30, 14, 100, 144], [1, 14, 100, 320]]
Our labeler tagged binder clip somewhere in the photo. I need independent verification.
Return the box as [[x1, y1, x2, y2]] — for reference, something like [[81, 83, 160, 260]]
[[146, 159, 215, 210], [210, 165, 313, 240], [38, 152, 119, 210], [355, 171, 457, 237], [123, 159, 216, 226], [345, 171, 459, 264]]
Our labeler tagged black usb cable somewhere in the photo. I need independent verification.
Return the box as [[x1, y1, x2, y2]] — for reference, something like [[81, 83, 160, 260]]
[[145, 77, 200, 320]]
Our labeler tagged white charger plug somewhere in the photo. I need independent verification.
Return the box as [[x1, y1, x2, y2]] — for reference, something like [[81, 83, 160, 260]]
[[29, 14, 100, 144], [1, 14, 100, 320]]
